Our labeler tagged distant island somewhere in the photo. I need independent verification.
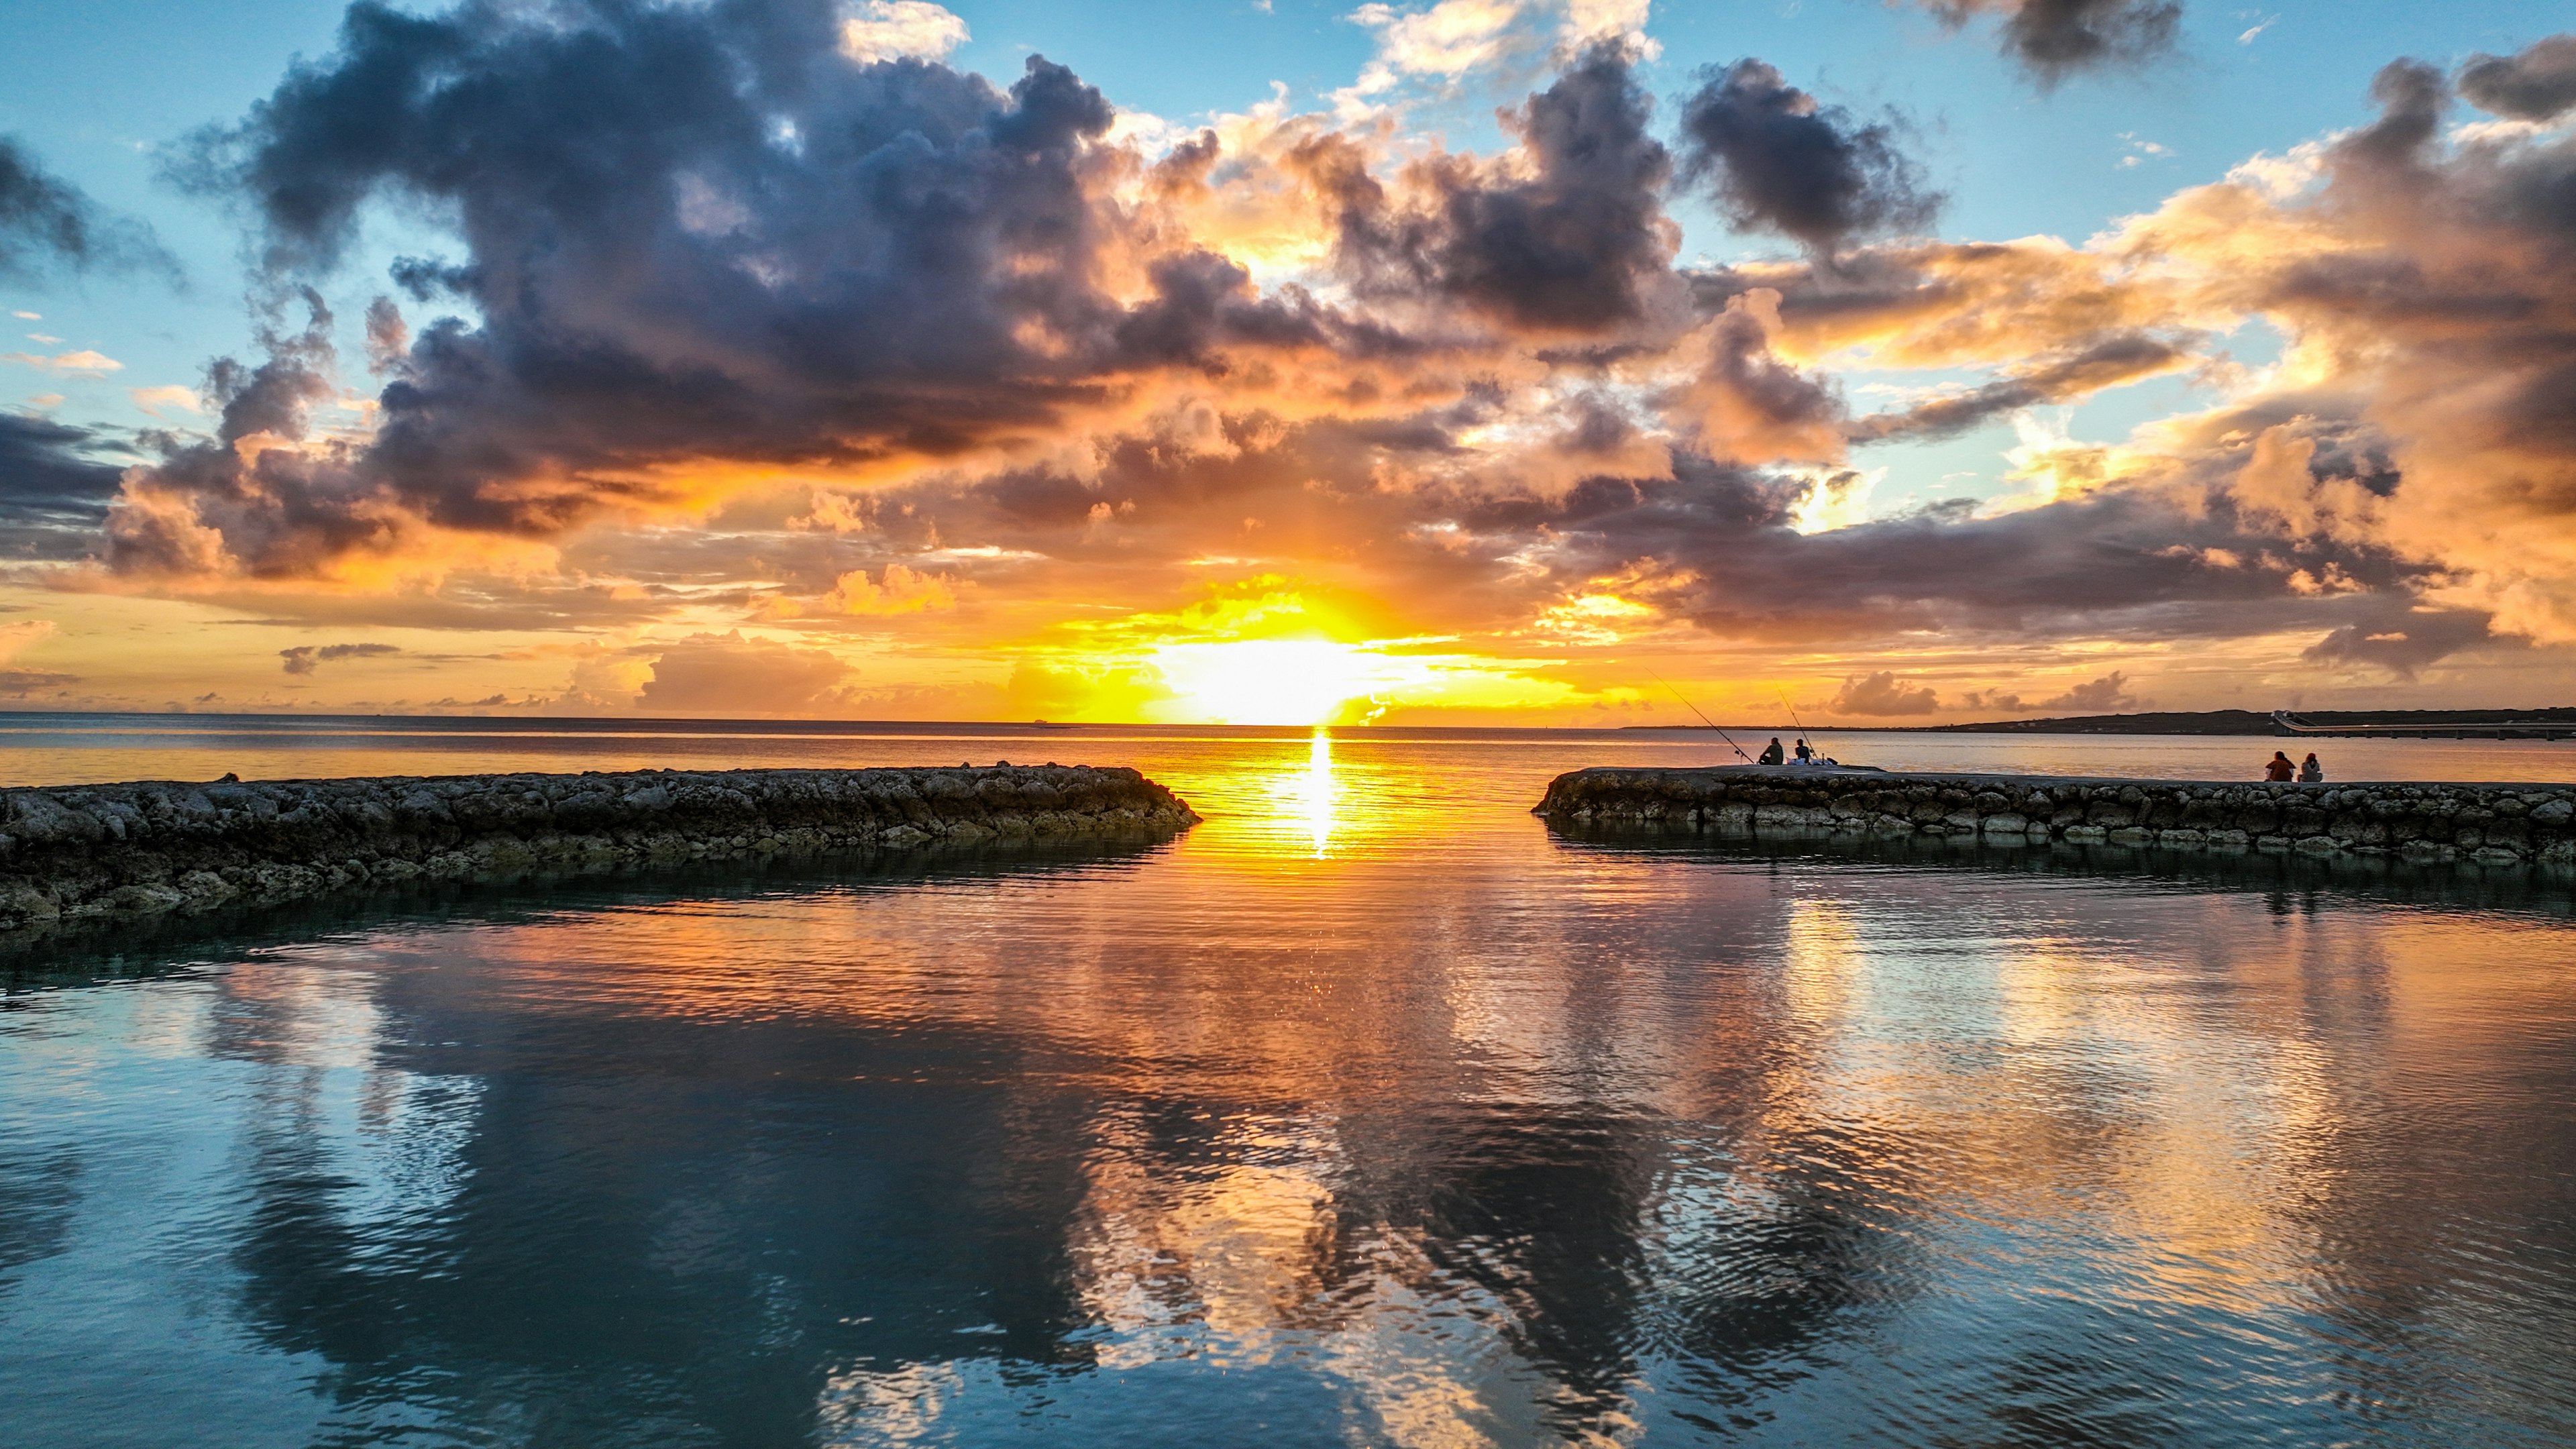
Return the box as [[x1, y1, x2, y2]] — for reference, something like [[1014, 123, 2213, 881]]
[[1631, 708, 2576, 737]]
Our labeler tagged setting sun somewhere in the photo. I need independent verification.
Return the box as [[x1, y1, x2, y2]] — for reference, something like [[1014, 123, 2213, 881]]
[[1148, 639, 1383, 726]]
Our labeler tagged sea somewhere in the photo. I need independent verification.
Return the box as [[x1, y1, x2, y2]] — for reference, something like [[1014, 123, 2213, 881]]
[[3, 714, 2573, 1447]]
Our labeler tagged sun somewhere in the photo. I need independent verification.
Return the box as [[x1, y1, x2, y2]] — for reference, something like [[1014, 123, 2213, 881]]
[[1149, 639, 1381, 725]]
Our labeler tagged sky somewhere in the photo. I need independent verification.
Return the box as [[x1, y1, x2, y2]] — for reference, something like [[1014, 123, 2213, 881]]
[[1, 0, 2572, 725]]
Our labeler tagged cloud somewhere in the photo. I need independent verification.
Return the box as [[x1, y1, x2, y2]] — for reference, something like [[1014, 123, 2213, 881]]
[[821, 563, 957, 614], [4, 349, 122, 376], [2300, 609, 2495, 680], [0, 621, 74, 696], [129, 384, 203, 417], [839, 1, 969, 64], [1914, 0, 2185, 83], [0, 619, 58, 661], [125, 0, 1393, 579], [0, 413, 126, 559], [1845, 331, 2189, 443], [635, 633, 861, 716], [0, 669, 76, 696], [2457, 34, 2576, 121], [1828, 669, 1939, 715], [2039, 669, 2140, 711], [1675, 59, 1941, 253], [279, 641, 401, 674], [0, 137, 180, 282], [1349, 0, 1534, 89], [1326, 44, 1680, 332]]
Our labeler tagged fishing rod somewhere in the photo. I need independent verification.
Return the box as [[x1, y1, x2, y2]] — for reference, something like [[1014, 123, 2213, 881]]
[[1776, 688, 1816, 751], [1649, 672, 1753, 762]]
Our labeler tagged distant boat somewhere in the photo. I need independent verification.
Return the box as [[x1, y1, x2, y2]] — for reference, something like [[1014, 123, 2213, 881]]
[[1030, 719, 1077, 730]]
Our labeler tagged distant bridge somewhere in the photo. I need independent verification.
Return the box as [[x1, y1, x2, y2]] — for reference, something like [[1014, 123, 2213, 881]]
[[2271, 710, 2576, 741]]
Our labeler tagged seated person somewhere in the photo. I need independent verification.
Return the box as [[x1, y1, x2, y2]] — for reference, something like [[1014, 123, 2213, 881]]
[[2264, 751, 2296, 782], [1758, 737, 1786, 765], [1792, 738, 1814, 763], [2298, 753, 2324, 783]]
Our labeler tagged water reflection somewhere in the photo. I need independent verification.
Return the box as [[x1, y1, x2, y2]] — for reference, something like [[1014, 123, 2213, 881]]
[[1293, 729, 1336, 857], [5, 737, 2576, 1446]]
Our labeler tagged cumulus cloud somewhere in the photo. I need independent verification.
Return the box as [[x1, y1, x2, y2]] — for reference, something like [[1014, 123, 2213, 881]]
[[1349, 0, 1534, 91], [0, 138, 178, 282], [1324, 44, 1680, 332], [1676, 59, 1941, 253], [821, 563, 957, 614], [2457, 34, 2576, 121], [1915, 0, 2185, 83], [1828, 670, 1939, 715], [839, 1, 969, 64], [2040, 669, 2140, 711], [0, 619, 75, 696], [635, 633, 861, 716], [0, 413, 125, 559], [2301, 610, 2496, 680], [118, 0, 1421, 580], [280, 641, 400, 674]]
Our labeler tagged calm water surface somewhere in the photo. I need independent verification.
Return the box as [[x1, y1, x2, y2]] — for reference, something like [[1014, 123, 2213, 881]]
[[3, 717, 2574, 1446]]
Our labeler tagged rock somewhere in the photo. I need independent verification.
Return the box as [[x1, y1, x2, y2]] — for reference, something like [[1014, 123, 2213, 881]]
[[0, 765, 1199, 933], [1529, 765, 2576, 873]]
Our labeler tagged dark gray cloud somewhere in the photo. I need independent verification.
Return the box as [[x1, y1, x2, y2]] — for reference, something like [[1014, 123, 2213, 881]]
[[0, 137, 178, 282], [1920, 1, 2184, 84], [2341, 59, 2447, 170], [280, 642, 401, 674], [1845, 332, 2186, 443], [119, 0, 1376, 576], [1319, 45, 1677, 332], [0, 412, 131, 559], [2458, 34, 2576, 121], [2301, 609, 2497, 680], [1676, 60, 1939, 253]]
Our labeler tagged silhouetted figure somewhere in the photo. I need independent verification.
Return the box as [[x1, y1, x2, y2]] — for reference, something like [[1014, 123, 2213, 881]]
[[1793, 738, 1814, 763], [2264, 751, 2296, 782], [2299, 753, 2324, 784], [1758, 737, 1786, 765]]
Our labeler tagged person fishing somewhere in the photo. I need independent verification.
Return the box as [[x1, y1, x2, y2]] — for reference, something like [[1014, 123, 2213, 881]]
[[1759, 737, 1786, 765], [2264, 751, 2296, 782], [2299, 753, 2324, 784], [1793, 738, 1814, 764]]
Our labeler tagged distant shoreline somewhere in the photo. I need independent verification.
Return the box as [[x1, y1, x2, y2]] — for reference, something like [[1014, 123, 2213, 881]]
[[1625, 708, 2576, 738]]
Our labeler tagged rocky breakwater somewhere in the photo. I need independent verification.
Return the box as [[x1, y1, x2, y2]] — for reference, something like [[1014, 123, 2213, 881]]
[[1535, 765, 2576, 865], [0, 764, 1200, 930]]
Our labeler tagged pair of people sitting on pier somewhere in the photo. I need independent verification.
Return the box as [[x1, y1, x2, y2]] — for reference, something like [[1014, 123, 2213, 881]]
[[1759, 737, 1836, 767], [2265, 751, 2326, 784]]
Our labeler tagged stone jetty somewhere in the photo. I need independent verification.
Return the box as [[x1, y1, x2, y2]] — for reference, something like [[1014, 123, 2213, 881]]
[[1536, 765, 2576, 865], [0, 764, 1199, 930]]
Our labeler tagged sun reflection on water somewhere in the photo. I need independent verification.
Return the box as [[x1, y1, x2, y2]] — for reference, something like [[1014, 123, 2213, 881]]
[[1293, 728, 1335, 857]]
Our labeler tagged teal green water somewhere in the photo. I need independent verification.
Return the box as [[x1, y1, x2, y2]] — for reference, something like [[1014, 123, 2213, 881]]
[[3, 718, 2573, 1446]]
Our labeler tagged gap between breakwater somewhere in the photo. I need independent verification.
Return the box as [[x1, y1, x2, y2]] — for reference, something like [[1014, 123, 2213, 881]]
[[0, 764, 1199, 930], [1535, 765, 2576, 865]]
